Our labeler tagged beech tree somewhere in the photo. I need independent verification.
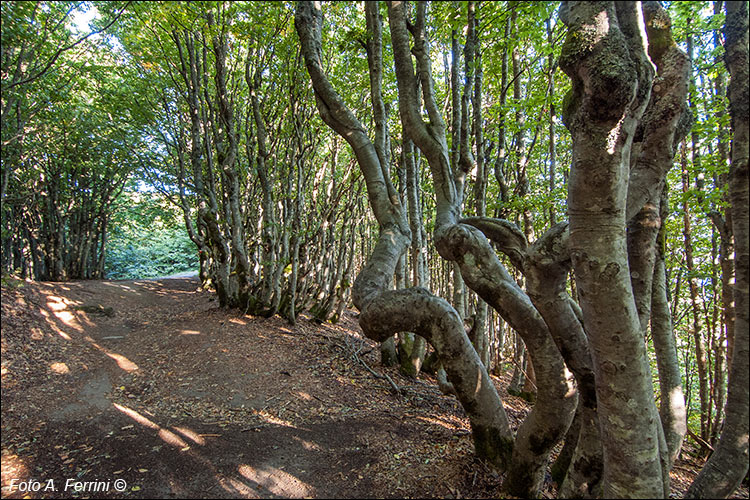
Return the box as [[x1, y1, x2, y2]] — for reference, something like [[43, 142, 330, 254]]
[[3, 1, 747, 497], [1, 2, 143, 279], [107, 1, 364, 320], [296, 1, 708, 497]]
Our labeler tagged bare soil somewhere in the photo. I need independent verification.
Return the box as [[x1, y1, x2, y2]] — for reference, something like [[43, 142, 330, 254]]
[[1, 276, 747, 499]]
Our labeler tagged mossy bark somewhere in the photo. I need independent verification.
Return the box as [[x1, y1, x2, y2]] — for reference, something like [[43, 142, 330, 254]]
[[560, 2, 665, 497]]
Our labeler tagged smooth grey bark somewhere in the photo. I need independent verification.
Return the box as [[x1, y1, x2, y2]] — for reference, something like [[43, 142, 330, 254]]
[[462, 217, 604, 497], [403, 137, 427, 375], [507, 334, 527, 396], [686, 2, 750, 497], [525, 224, 603, 498], [550, 402, 581, 486], [624, 3, 691, 221], [709, 1, 736, 377], [706, 3, 731, 435], [380, 336, 398, 366], [708, 206, 733, 438], [560, 2, 665, 497], [652, 193, 687, 466], [363, 0, 405, 370], [627, 198, 660, 334], [626, 1, 690, 470], [627, 0, 690, 330]]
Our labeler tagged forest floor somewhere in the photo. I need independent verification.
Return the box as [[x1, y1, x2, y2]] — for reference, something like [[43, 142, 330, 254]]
[[1, 276, 748, 499]]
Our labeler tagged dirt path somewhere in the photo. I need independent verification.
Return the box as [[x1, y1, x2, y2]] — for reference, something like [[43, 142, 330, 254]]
[[3, 277, 746, 499], [1, 277, 497, 499]]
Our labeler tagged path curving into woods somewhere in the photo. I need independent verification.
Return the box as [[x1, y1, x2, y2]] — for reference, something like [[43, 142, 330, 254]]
[[1, 276, 502, 499]]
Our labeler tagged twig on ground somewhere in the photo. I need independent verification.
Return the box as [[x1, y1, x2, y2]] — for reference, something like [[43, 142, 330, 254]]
[[241, 425, 265, 432], [354, 350, 401, 396], [686, 427, 715, 454], [327, 334, 401, 396]]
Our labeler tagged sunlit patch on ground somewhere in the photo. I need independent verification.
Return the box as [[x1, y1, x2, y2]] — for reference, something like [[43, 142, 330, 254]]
[[113, 403, 200, 452], [49, 362, 70, 374], [90, 342, 139, 372], [254, 409, 296, 428], [292, 436, 322, 451], [0, 453, 30, 496], [172, 426, 205, 446], [296, 390, 314, 401], [236, 464, 314, 497]]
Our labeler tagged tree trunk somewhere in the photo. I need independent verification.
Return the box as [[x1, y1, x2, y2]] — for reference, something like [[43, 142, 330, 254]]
[[546, 16, 557, 226], [404, 135, 427, 375], [470, 3, 489, 368], [493, 15, 511, 217], [507, 334, 526, 396], [681, 139, 711, 445], [708, 1, 734, 443], [652, 190, 687, 466], [560, 2, 664, 497], [297, 3, 515, 473], [686, 2, 750, 496]]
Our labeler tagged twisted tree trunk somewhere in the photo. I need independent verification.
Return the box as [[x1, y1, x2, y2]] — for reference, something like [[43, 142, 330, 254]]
[[559, 2, 664, 497], [295, 0, 516, 472], [388, 3, 575, 496]]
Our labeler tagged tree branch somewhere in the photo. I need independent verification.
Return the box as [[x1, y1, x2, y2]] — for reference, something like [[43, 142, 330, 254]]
[[5, 1, 133, 91]]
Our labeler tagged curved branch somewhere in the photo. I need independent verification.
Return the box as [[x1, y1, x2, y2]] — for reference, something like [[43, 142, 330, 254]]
[[296, 4, 514, 470], [359, 286, 514, 468], [626, 2, 691, 221], [465, 217, 605, 495], [525, 223, 603, 496], [388, 0, 457, 224], [295, 1, 397, 226], [560, 3, 665, 497], [364, 2, 399, 206], [437, 223, 577, 497], [460, 216, 527, 270], [389, 3, 578, 495]]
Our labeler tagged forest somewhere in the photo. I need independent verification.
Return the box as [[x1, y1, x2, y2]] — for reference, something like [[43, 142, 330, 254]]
[[1, 1, 748, 499]]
